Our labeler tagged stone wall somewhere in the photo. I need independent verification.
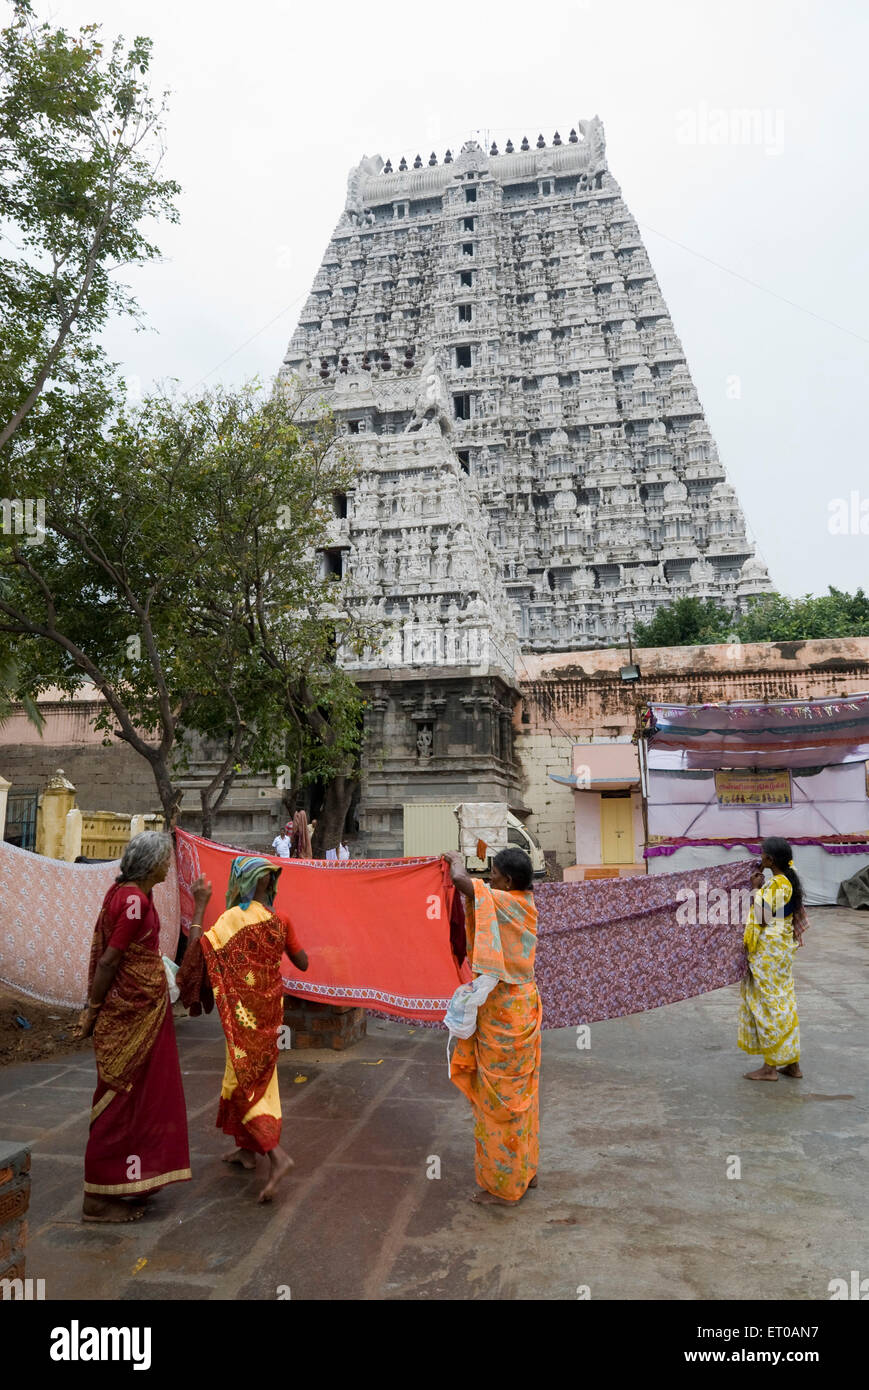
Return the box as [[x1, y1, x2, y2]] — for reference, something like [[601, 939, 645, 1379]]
[[515, 637, 869, 867], [0, 741, 159, 816], [0, 695, 285, 849], [512, 729, 576, 869], [355, 665, 522, 857], [519, 637, 869, 734], [282, 999, 367, 1051]]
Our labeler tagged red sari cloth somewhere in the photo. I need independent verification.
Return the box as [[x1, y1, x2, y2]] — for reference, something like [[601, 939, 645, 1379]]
[[175, 830, 464, 1021], [83, 883, 191, 1196]]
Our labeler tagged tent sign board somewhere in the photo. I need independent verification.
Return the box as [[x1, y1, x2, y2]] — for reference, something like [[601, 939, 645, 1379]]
[[714, 770, 792, 808]]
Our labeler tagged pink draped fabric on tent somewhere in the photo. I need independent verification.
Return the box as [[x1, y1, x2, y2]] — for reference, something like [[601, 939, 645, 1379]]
[[643, 695, 869, 903], [646, 692, 869, 771], [0, 838, 180, 1007]]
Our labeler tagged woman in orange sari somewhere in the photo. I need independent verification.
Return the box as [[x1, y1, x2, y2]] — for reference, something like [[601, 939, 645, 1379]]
[[179, 855, 308, 1203], [78, 832, 200, 1222], [446, 847, 541, 1206]]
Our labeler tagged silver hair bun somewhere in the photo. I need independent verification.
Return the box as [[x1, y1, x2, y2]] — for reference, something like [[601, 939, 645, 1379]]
[[117, 831, 172, 883]]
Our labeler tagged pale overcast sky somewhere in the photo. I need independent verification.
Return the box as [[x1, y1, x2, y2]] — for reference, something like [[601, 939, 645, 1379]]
[[45, 0, 869, 598]]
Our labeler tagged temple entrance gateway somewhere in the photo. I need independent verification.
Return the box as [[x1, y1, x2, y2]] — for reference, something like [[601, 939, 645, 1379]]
[[277, 124, 771, 849]]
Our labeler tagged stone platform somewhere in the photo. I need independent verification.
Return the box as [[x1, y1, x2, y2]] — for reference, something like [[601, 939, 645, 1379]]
[[563, 862, 646, 881], [1, 907, 865, 1301]]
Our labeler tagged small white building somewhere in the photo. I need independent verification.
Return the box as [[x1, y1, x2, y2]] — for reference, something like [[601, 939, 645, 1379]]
[[550, 741, 646, 881]]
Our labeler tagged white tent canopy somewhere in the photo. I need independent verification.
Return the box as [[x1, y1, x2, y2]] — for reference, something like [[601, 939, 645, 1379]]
[[641, 695, 869, 903]]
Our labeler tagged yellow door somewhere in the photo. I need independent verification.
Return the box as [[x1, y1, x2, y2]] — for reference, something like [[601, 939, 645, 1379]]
[[600, 794, 633, 864]]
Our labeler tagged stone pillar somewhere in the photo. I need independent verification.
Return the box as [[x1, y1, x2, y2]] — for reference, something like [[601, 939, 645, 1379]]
[[460, 689, 484, 752], [362, 693, 389, 767], [492, 704, 502, 759], [0, 774, 10, 840], [63, 808, 82, 863], [475, 691, 497, 756], [130, 814, 146, 838], [35, 770, 76, 860], [0, 1141, 31, 1287]]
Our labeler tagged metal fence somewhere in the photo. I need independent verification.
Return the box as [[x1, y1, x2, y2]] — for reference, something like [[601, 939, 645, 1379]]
[[5, 789, 38, 850]]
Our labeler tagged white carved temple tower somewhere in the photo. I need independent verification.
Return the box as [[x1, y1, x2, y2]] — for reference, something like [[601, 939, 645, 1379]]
[[279, 121, 771, 853]]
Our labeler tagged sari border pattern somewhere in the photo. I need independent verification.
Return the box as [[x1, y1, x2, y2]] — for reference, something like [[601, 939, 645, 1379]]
[[281, 978, 452, 1010], [89, 1091, 116, 1125], [83, 1167, 192, 1196]]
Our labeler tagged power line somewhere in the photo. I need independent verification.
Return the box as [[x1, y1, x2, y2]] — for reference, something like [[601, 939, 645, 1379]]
[[637, 219, 869, 348], [195, 288, 310, 386]]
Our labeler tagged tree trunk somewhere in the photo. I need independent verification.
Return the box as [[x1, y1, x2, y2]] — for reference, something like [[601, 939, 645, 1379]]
[[313, 772, 355, 857], [199, 761, 239, 843], [149, 755, 183, 829]]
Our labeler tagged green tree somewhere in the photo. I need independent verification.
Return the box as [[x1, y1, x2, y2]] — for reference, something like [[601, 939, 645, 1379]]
[[0, 3, 179, 461], [632, 587, 869, 649], [0, 380, 365, 836], [633, 597, 733, 648], [735, 588, 869, 642], [0, 10, 366, 847]]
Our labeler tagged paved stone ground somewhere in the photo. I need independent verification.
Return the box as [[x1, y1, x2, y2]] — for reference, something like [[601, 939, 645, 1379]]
[[2, 907, 866, 1301]]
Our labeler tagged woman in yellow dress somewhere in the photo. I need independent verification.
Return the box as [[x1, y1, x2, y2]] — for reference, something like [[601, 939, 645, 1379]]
[[179, 856, 308, 1201], [739, 836, 807, 1082], [446, 847, 541, 1205]]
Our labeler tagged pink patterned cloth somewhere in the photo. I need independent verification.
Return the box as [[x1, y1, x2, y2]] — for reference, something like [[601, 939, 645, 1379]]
[[533, 861, 752, 1028], [0, 839, 180, 1008]]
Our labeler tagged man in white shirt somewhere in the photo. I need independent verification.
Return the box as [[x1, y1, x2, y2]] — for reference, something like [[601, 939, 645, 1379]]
[[272, 824, 292, 858]]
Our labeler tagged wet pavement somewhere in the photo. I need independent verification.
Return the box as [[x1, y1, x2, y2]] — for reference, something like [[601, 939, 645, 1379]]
[[3, 906, 866, 1301]]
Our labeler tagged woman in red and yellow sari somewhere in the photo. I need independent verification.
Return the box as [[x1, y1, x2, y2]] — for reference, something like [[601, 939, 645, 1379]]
[[179, 856, 308, 1203], [78, 832, 197, 1222], [446, 847, 541, 1206]]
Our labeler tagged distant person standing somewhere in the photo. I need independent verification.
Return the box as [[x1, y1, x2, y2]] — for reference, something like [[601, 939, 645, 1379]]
[[290, 811, 313, 858], [272, 824, 292, 859]]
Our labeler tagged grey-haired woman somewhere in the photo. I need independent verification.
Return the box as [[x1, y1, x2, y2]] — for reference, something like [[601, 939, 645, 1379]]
[[77, 832, 210, 1221]]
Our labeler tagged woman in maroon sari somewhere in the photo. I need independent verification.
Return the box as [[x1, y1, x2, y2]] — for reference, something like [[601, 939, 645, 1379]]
[[77, 832, 206, 1222]]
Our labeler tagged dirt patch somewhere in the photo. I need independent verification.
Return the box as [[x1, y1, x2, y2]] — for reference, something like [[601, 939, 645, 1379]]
[[0, 988, 91, 1068]]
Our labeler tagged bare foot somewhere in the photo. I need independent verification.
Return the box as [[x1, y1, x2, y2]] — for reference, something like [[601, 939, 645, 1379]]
[[82, 1193, 146, 1223], [527, 1175, 538, 1189], [223, 1148, 256, 1170], [778, 1063, 803, 1078], [470, 1188, 514, 1206], [744, 1065, 779, 1081], [258, 1146, 293, 1203]]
